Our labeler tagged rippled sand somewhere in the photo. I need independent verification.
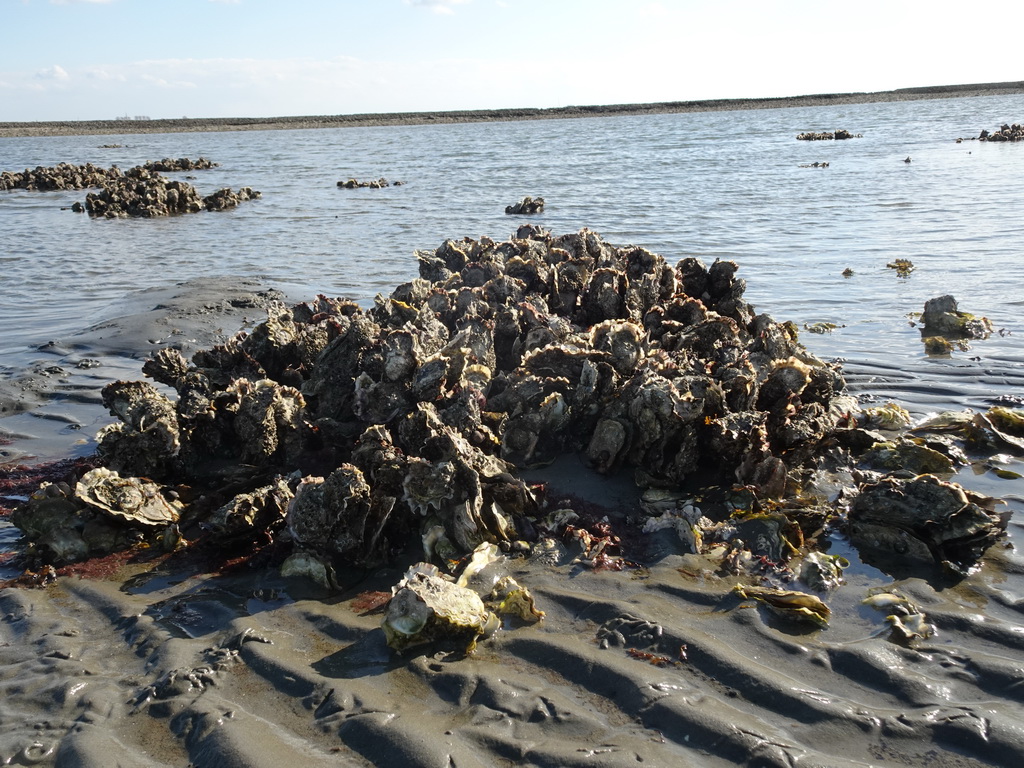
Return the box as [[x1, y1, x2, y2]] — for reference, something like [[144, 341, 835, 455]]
[[3, 502, 1024, 767]]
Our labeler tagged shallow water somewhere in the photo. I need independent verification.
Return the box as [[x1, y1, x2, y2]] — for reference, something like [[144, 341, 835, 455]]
[[2, 95, 1024, 767], [3, 95, 1023, 416]]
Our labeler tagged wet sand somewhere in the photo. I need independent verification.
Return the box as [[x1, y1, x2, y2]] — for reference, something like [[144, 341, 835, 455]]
[[2, 466, 1023, 767], [0, 278, 287, 465], [2, 82, 1023, 138]]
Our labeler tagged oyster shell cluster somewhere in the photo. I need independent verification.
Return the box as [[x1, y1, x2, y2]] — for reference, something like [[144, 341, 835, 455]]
[[11, 468, 182, 564], [0, 162, 122, 191], [336, 177, 403, 188], [0, 158, 258, 218], [142, 157, 219, 172], [0, 158, 217, 192], [505, 196, 545, 214], [72, 166, 259, 218], [795, 129, 859, 141], [10, 227, 1015, 585], [978, 123, 1024, 142]]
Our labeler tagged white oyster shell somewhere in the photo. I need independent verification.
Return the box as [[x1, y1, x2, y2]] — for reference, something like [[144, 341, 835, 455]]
[[383, 563, 498, 653], [74, 467, 181, 526]]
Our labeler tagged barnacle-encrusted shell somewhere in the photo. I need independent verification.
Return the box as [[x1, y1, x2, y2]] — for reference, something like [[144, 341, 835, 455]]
[[383, 563, 498, 653]]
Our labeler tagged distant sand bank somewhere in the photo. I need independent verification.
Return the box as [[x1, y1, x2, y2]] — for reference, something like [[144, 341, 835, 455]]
[[2, 81, 1022, 138]]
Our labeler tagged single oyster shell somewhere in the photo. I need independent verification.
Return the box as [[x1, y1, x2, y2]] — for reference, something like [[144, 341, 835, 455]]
[[486, 576, 545, 623], [11, 482, 90, 563], [886, 612, 936, 645], [383, 563, 499, 653], [732, 513, 802, 562], [733, 584, 831, 627], [402, 458, 457, 515], [286, 464, 384, 565], [280, 551, 335, 589], [862, 591, 917, 612], [862, 402, 913, 430], [74, 467, 180, 526], [861, 439, 956, 475], [206, 477, 294, 537], [849, 474, 1007, 573], [455, 541, 502, 588], [799, 551, 850, 591]]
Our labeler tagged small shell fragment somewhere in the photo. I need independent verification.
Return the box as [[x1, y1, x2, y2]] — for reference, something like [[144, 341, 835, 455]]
[[487, 576, 545, 623]]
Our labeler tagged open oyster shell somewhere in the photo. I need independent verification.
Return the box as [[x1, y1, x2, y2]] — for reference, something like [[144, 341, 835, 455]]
[[383, 563, 499, 653], [75, 467, 181, 526]]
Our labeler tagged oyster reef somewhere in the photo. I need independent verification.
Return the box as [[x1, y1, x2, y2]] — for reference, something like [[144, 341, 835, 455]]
[[11, 227, 1013, 594]]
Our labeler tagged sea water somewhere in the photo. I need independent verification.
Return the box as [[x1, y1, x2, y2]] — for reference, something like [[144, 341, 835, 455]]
[[1, 93, 1023, 456]]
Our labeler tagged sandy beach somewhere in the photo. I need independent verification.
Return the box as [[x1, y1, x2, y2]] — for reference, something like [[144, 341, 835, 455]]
[[2, 81, 1022, 138]]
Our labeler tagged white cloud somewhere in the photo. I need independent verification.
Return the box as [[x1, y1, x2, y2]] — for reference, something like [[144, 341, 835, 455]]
[[35, 64, 70, 81], [405, 0, 471, 15], [83, 66, 126, 82], [141, 73, 197, 89], [49, 0, 115, 5]]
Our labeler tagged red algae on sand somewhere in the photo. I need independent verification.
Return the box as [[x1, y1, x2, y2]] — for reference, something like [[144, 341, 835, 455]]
[[0, 457, 97, 517], [349, 590, 392, 614]]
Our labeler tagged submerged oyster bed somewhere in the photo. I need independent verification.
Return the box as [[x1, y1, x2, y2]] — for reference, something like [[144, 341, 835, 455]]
[[0, 159, 259, 218]]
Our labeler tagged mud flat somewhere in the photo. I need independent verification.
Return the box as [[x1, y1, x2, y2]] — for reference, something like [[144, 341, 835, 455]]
[[2, 81, 1023, 138], [1, 468, 1023, 767]]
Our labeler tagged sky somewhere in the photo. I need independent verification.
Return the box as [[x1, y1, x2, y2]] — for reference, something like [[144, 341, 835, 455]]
[[1, 0, 1017, 122]]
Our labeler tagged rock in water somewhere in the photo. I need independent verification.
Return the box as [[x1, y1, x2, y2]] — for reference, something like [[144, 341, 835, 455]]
[[849, 474, 1007, 574], [920, 295, 992, 339]]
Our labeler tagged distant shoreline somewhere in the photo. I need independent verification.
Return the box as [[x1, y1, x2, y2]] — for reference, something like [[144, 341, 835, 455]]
[[2, 81, 1022, 138]]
